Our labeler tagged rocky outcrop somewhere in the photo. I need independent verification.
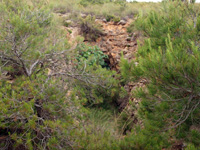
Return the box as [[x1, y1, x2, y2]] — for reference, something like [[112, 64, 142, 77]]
[[64, 17, 138, 71], [117, 20, 127, 25], [91, 19, 138, 71]]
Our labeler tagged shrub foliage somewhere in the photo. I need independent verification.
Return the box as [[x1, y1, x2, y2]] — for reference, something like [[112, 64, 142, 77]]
[[1, 0, 200, 149], [79, 15, 103, 42], [120, 1, 200, 149]]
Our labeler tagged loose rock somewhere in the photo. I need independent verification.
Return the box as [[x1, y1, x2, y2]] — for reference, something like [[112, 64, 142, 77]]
[[117, 20, 127, 25]]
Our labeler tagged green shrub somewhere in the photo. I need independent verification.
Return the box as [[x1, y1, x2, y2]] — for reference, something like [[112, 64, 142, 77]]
[[74, 108, 121, 150], [117, 102, 137, 134], [0, 0, 67, 77], [73, 63, 120, 105], [113, 16, 121, 23], [67, 29, 72, 34], [120, 1, 200, 148], [189, 129, 200, 147], [104, 14, 121, 23], [50, 0, 75, 14], [0, 75, 84, 149], [66, 42, 124, 106], [79, 0, 110, 7], [105, 14, 115, 22], [79, 15, 103, 41], [120, 126, 170, 150], [63, 21, 71, 27], [64, 43, 120, 105], [76, 43, 109, 68], [54, 6, 67, 14], [186, 144, 200, 150]]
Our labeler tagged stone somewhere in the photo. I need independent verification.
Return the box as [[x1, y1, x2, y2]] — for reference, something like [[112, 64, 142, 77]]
[[80, 13, 87, 18], [134, 62, 139, 66], [117, 20, 127, 25], [102, 19, 107, 23]]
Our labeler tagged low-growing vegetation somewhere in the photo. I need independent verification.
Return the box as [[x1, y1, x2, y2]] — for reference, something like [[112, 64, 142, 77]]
[[0, 0, 200, 150], [75, 43, 109, 68], [49, 0, 161, 19], [79, 15, 103, 41]]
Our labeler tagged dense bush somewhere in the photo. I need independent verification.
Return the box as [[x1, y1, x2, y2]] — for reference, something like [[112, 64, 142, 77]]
[[120, 1, 200, 149], [0, 0, 67, 78], [74, 108, 121, 150], [104, 14, 121, 23], [72, 58, 120, 105], [79, 15, 103, 42], [63, 42, 125, 106], [0, 75, 84, 149], [79, 0, 111, 6], [1, 0, 200, 149], [0, 1, 85, 149], [76, 43, 109, 68]]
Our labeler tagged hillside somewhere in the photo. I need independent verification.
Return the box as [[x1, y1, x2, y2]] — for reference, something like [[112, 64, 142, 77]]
[[0, 0, 200, 150]]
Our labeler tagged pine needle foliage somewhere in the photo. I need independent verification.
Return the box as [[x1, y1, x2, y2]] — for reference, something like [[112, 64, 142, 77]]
[[0, 75, 84, 149], [120, 1, 200, 149], [0, 0, 67, 77]]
